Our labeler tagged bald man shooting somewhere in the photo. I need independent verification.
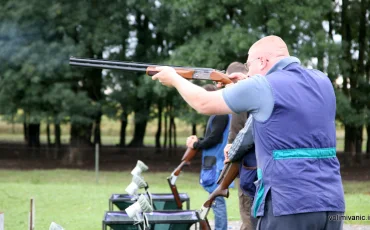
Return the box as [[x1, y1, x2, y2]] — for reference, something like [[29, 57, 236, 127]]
[[151, 35, 345, 230]]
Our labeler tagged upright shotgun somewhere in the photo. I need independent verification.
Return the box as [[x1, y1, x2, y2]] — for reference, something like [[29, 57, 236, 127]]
[[69, 57, 233, 85], [198, 162, 239, 220], [167, 147, 199, 209]]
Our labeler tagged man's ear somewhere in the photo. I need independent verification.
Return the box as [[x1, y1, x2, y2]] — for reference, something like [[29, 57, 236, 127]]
[[259, 56, 268, 70]]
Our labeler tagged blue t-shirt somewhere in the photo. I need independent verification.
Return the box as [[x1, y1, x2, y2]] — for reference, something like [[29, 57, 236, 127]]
[[222, 57, 301, 121]]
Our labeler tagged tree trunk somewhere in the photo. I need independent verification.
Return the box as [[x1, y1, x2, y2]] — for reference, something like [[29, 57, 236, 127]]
[[366, 125, 370, 159], [192, 123, 197, 135], [317, 52, 324, 72], [344, 125, 355, 165], [55, 123, 61, 148], [23, 122, 29, 143], [46, 122, 51, 146], [164, 110, 168, 148], [169, 117, 172, 149], [119, 111, 128, 147], [128, 120, 147, 147], [354, 126, 363, 164], [11, 114, 15, 134], [65, 122, 92, 166], [155, 102, 163, 148], [172, 117, 177, 148], [28, 123, 40, 147], [128, 98, 151, 147], [70, 123, 92, 147], [93, 112, 102, 145]]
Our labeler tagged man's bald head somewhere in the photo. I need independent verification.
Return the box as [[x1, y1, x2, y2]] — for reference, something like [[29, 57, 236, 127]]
[[248, 35, 290, 58], [245, 35, 290, 76]]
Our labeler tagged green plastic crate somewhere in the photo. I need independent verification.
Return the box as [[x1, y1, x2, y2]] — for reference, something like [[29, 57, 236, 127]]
[[109, 193, 190, 211], [103, 210, 201, 230]]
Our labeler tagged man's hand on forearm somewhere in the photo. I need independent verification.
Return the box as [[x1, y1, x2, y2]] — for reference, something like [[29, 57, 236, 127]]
[[151, 66, 180, 87], [223, 144, 232, 164], [186, 135, 198, 148], [228, 72, 248, 81]]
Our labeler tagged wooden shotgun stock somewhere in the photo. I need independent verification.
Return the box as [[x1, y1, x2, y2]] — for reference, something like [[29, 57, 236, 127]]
[[198, 218, 211, 230], [166, 178, 183, 209], [198, 162, 239, 220], [172, 148, 199, 178], [167, 147, 199, 209]]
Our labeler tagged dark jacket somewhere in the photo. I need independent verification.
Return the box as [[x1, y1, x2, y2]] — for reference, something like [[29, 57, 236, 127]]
[[228, 112, 249, 144]]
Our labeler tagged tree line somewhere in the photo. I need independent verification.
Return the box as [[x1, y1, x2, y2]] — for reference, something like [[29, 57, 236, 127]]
[[0, 0, 369, 161]]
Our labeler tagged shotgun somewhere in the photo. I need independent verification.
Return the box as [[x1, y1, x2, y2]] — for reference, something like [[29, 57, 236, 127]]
[[198, 218, 211, 230], [69, 57, 233, 85], [167, 147, 199, 209], [198, 162, 239, 220]]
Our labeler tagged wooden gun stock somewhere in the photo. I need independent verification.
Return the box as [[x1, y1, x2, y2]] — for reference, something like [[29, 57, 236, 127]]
[[171, 148, 198, 178], [198, 162, 239, 219], [198, 219, 211, 230], [166, 177, 183, 209], [167, 148, 199, 209]]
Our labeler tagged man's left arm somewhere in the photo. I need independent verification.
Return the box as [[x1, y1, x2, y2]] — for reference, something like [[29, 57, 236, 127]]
[[228, 117, 254, 162], [193, 115, 229, 150], [228, 112, 249, 144]]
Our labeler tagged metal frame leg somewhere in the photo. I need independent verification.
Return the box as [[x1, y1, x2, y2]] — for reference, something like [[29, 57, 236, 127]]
[[109, 199, 113, 211]]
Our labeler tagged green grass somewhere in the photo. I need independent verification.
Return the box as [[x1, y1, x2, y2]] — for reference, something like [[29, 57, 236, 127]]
[[0, 170, 369, 230]]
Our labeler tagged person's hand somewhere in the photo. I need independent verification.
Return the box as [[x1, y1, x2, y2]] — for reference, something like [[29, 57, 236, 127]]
[[223, 144, 232, 163], [186, 135, 198, 148], [228, 72, 248, 82], [224, 82, 235, 88], [216, 82, 224, 89], [151, 66, 180, 87]]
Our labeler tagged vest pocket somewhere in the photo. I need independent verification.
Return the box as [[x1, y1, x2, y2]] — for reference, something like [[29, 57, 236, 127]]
[[200, 156, 217, 187], [239, 162, 257, 198]]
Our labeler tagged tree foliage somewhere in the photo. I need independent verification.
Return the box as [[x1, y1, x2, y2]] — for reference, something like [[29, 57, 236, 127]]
[[0, 0, 369, 155]]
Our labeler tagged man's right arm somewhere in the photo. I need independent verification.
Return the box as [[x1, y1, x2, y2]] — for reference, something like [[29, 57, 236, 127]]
[[152, 68, 272, 117], [222, 75, 274, 122]]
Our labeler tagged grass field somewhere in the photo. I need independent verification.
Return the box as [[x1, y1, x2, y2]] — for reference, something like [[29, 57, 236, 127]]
[[0, 170, 369, 230]]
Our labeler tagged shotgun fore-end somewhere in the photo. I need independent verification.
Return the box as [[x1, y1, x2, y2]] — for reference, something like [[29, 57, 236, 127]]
[[181, 147, 198, 161], [146, 66, 195, 79], [172, 164, 183, 177]]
